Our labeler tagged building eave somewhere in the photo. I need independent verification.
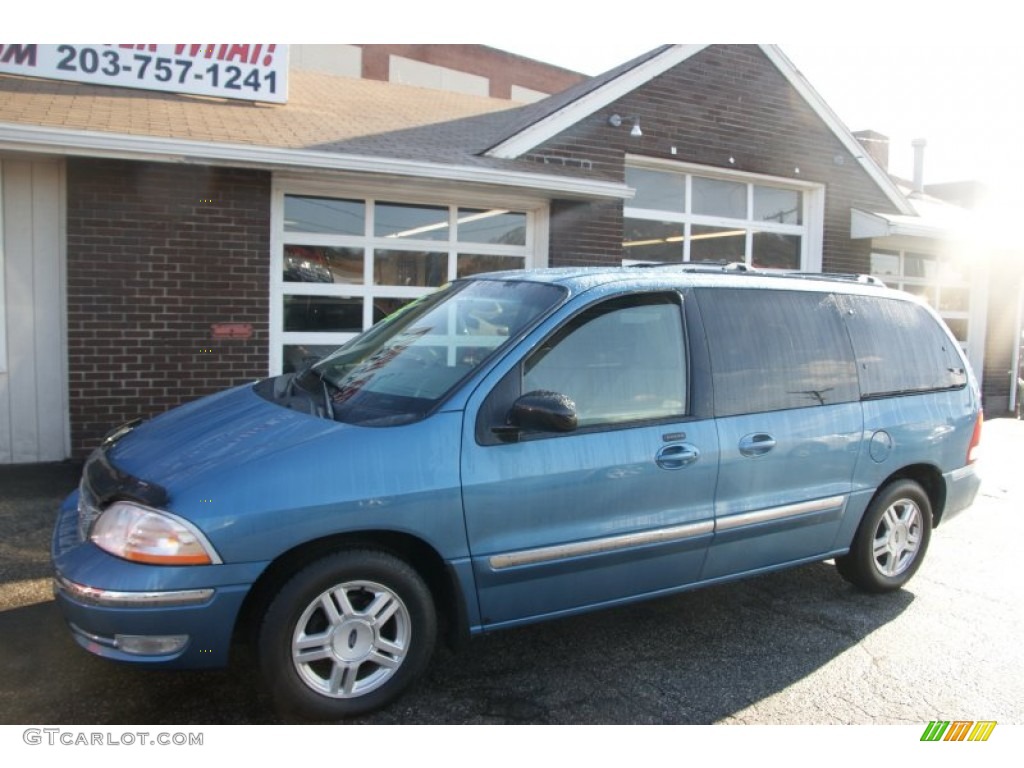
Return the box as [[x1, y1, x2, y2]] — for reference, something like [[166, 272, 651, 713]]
[[760, 46, 915, 216], [484, 45, 709, 160], [0, 122, 633, 201]]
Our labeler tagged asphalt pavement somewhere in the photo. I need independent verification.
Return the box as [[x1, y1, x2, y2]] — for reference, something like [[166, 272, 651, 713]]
[[1, 419, 1022, 724]]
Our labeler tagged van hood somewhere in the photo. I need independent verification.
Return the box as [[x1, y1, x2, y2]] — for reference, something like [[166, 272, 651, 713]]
[[105, 382, 348, 498]]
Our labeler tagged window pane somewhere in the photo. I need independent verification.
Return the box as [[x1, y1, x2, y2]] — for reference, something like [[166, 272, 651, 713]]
[[375, 202, 449, 240], [871, 251, 900, 277], [524, 295, 686, 427], [754, 186, 802, 224], [284, 245, 363, 284], [904, 252, 937, 279], [944, 318, 968, 343], [690, 225, 746, 263], [900, 283, 935, 306], [692, 177, 746, 218], [625, 168, 686, 212], [698, 289, 859, 416], [283, 344, 339, 374], [457, 254, 525, 277], [838, 295, 967, 396], [284, 295, 363, 332], [373, 297, 416, 324], [623, 219, 685, 263], [939, 286, 970, 312], [284, 196, 364, 235], [374, 249, 447, 287], [752, 232, 800, 270], [457, 209, 526, 245]]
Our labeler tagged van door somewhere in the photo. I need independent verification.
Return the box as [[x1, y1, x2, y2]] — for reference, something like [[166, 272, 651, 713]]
[[460, 291, 719, 629], [694, 288, 863, 579]]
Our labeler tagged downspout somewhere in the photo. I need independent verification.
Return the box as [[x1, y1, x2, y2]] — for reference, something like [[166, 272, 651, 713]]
[[1011, 280, 1023, 414]]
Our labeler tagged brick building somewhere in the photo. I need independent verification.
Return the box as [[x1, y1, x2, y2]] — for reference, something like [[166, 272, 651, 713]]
[[0, 44, 1017, 463]]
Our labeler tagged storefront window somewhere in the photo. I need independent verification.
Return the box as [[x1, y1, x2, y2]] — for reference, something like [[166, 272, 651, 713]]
[[375, 202, 449, 240], [870, 249, 972, 353], [624, 165, 809, 269], [275, 193, 535, 376], [284, 196, 364, 236]]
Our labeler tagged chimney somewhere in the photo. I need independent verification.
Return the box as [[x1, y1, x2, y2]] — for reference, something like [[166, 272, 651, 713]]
[[853, 130, 890, 171], [912, 138, 927, 195]]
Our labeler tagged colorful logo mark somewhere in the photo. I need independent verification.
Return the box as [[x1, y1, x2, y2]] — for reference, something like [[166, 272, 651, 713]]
[[920, 721, 997, 742]]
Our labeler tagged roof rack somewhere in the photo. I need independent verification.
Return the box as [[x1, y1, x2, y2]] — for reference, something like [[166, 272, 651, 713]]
[[627, 260, 887, 287]]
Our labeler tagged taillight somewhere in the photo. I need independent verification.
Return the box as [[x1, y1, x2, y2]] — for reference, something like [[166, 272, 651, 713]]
[[967, 410, 983, 464]]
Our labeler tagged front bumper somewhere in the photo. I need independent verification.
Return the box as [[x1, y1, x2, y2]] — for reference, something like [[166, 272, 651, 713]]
[[52, 492, 264, 669]]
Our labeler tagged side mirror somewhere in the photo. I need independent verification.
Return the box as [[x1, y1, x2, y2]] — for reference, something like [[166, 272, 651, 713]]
[[508, 390, 578, 433]]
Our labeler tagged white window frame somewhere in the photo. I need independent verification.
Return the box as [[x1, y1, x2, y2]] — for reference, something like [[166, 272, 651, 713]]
[[623, 156, 825, 272], [869, 247, 973, 353], [269, 175, 549, 376]]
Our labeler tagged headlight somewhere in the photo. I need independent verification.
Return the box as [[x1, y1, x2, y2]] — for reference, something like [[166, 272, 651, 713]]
[[90, 501, 221, 566]]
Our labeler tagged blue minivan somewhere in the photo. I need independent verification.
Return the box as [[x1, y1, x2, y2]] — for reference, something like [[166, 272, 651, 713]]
[[52, 265, 983, 718]]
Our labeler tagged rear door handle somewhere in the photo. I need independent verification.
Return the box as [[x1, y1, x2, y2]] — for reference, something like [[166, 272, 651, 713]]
[[656, 443, 699, 470], [739, 433, 776, 457]]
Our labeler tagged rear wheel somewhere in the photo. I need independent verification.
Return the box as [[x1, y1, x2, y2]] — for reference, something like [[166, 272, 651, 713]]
[[258, 549, 436, 720], [835, 479, 932, 593]]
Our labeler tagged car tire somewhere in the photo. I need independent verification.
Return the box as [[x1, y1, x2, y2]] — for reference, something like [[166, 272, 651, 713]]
[[835, 479, 933, 593], [258, 549, 437, 720]]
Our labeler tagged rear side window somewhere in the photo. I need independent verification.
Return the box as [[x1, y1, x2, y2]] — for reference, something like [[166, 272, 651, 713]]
[[697, 288, 859, 417], [837, 294, 967, 397]]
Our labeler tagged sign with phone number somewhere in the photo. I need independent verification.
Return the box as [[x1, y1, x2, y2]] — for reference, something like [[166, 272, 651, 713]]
[[0, 44, 288, 103]]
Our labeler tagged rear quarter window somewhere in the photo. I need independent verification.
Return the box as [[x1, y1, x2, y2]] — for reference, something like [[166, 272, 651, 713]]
[[837, 294, 967, 397]]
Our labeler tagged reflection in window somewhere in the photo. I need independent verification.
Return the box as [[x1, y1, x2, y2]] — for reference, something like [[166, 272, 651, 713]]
[[284, 295, 363, 332], [283, 245, 362, 284], [457, 209, 526, 245], [693, 177, 746, 218], [698, 289, 859, 417], [839, 295, 967, 395], [375, 202, 449, 240], [904, 253, 937, 279], [374, 250, 447, 287], [752, 232, 800, 270], [524, 295, 686, 427], [283, 343, 339, 374], [625, 167, 687, 211], [690, 225, 746, 263], [870, 251, 900, 277], [372, 297, 415, 325], [754, 186, 802, 225], [622, 220, 685, 263], [457, 254, 526, 277], [284, 196, 364, 235]]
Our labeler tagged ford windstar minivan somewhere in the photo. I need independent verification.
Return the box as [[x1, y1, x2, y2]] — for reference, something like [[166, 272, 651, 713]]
[[52, 264, 983, 719]]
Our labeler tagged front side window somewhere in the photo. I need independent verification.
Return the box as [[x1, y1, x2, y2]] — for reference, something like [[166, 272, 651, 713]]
[[697, 288, 859, 417], [299, 280, 564, 426], [523, 294, 687, 428], [624, 165, 812, 270]]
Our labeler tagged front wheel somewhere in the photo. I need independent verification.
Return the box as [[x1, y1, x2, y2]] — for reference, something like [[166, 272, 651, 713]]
[[258, 549, 437, 720], [835, 479, 933, 593]]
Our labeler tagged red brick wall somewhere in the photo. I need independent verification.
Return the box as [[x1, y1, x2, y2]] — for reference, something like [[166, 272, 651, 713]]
[[530, 45, 901, 272], [357, 44, 585, 100], [66, 159, 271, 457]]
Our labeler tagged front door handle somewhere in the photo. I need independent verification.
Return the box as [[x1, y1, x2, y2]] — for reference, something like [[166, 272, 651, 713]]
[[739, 433, 776, 457], [656, 443, 699, 470]]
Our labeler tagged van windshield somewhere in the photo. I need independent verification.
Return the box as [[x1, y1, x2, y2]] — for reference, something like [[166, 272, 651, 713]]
[[298, 279, 565, 426]]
